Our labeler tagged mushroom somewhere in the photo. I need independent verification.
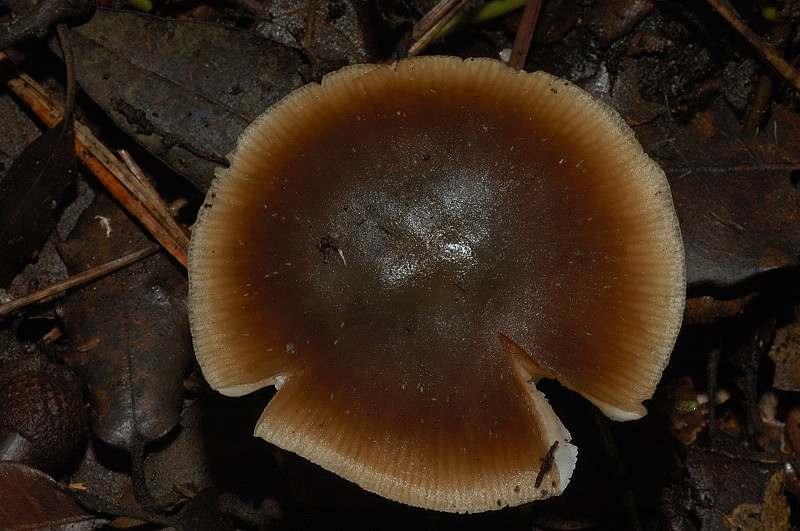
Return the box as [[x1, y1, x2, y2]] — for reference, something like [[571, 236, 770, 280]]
[[188, 56, 685, 513]]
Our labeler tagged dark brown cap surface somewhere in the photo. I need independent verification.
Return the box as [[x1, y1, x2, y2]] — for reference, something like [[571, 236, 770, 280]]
[[188, 56, 685, 512]]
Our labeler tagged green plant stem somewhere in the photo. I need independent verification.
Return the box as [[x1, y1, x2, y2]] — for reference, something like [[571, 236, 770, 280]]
[[743, 0, 798, 131], [436, 0, 528, 40]]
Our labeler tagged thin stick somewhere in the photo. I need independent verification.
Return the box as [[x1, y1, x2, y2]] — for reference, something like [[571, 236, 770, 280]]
[[706, 0, 800, 93], [0, 54, 190, 267], [407, 0, 468, 57], [742, 0, 798, 130], [508, 0, 542, 70], [0, 246, 160, 317], [75, 125, 189, 266], [437, 0, 528, 40], [119, 149, 191, 235]]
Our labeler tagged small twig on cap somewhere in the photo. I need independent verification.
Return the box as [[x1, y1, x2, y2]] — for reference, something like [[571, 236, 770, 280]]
[[0, 245, 160, 317], [0, 53, 190, 267], [534, 440, 559, 488], [705, 0, 800, 94], [508, 0, 542, 70]]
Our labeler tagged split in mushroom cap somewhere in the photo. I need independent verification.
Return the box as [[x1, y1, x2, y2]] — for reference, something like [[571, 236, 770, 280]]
[[188, 56, 685, 513]]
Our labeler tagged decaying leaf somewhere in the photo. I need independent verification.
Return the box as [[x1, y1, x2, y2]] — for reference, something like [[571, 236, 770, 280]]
[[0, 461, 105, 530], [725, 471, 789, 531], [769, 304, 800, 392], [685, 440, 786, 530], [68, 438, 135, 507], [66, 7, 309, 191], [56, 192, 191, 451], [585, 0, 654, 47], [0, 110, 76, 287], [660, 376, 706, 445], [252, 0, 377, 64], [142, 393, 281, 507], [581, 60, 662, 126], [0, 88, 42, 174], [142, 399, 213, 503], [0, 0, 94, 50], [638, 100, 800, 287]]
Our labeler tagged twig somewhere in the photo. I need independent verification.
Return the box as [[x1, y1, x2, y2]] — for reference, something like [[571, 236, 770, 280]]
[[508, 0, 542, 70], [77, 124, 190, 266], [706, 347, 721, 439], [742, 0, 799, 130], [0, 53, 190, 267], [437, 0, 528, 40], [119, 149, 191, 238], [744, 73, 775, 131], [742, 319, 775, 440], [406, 0, 468, 58], [0, 246, 160, 317], [706, 0, 800, 94], [130, 436, 154, 507], [534, 440, 559, 488]]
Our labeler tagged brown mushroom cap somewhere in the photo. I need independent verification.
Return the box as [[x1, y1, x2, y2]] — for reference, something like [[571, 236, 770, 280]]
[[188, 56, 685, 513]]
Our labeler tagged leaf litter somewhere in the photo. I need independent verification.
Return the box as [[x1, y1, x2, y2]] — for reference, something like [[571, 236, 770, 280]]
[[1, 0, 800, 528]]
